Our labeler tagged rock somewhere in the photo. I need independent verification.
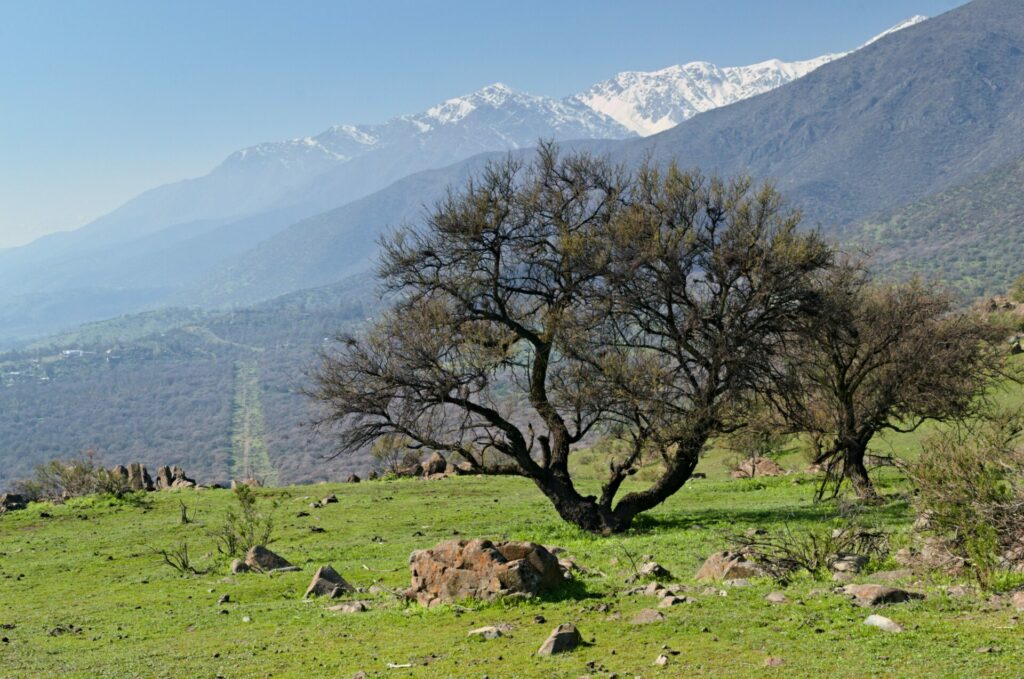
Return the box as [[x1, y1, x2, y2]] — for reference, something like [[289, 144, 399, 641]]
[[764, 657, 785, 667], [829, 553, 869, 574], [695, 551, 765, 581], [842, 584, 924, 607], [0, 493, 26, 512], [397, 463, 423, 478], [168, 465, 196, 489], [658, 596, 691, 608], [424, 452, 447, 476], [731, 457, 785, 478], [452, 461, 477, 475], [126, 462, 154, 491], [863, 614, 903, 633], [345, 474, 361, 483], [724, 578, 751, 588], [653, 654, 670, 666], [406, 539, 564, 606], [637, 562, 672, 580], [632, 609, 665, 624], [110, 465, 129, 481], [468, 626, 503, 639], [765, 592, 787, 604], [322, 494, 338, 504], [155, 466, 173, 490], [894, 537, 965, 573], [328, 601, 368, 613], [217, 594, 230, 605], [536, 623, 581, 656], [244, 546, 293, 573], [1011, 590, 1024, 611], [230, 559, 250, 574], [304, 565, 354, 598], [367, 471, 378, 481]]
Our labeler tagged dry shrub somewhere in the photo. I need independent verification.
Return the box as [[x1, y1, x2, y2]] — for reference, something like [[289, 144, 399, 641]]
[[729, 521, 887, 580], [907, 411, 1024, 586], [12, 451, 131, 501]]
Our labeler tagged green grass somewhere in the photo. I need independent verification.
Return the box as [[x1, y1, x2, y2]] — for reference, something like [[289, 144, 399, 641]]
[[2, 466, 1023, 678]]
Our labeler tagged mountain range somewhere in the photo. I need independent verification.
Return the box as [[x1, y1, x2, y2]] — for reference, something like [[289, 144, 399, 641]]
[[0, 15, 925, 345]]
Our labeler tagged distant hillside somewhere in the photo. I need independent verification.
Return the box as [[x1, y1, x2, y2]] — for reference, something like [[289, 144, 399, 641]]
[[852, 154, 1024, 299], [0, 275, 379, 490]]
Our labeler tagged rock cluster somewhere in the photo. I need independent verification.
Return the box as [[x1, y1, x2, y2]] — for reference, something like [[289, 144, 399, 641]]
[[109, 463, 200, 491], [406, 539, 564, 607], [731, 457, 786, 478], [695, 551, 766, 581]]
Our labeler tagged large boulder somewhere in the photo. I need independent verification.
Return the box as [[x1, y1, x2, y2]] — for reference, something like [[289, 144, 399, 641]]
[[170, 465, 196, 489], [731, 457, 786, 478], [244, 546, 294, 572], [406, 539, 564, 607], [695, 551, 766, 581], [424, 452, 447, 476], [304, 565, 354, 598], [155, 466, 173, 490], [0, 493, 25, 512], [126, 463, 154, 491]]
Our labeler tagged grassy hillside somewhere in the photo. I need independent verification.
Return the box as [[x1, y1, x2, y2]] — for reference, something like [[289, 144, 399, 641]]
[[2, 466, 1022, 678]]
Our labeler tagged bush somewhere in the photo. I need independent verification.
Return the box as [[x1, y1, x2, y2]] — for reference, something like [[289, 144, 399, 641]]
[[729, 520, 888, 580], [12, 451, 131, 502], [209, 484, 275, 557], [907, 412, 1024, 586]]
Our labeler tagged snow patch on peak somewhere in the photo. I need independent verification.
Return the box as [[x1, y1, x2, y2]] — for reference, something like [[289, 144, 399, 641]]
[[576, 15, 927, 136]]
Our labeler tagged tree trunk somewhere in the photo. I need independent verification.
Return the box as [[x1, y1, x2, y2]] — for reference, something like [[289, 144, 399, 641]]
[[844, 440, 878, 500]]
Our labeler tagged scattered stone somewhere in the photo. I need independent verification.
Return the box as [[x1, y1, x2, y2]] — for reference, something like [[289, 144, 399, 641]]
[[764, 657, 785, 667], [345, 474, 361, 483], [305, 565, 355, 599], [241, 615, 251, 623], [976, 646, 1000, 654], [863, 614, 903, 633], [731, 457, 785, 478], [745, 527, 767, 537], [367, 471, 379, 481], [468, 626, 503, 639], [765, 592, 787, 604], [533, 615, 546, 624], [1013, 590, 1024, 611], [406, 539, 563, 607], [424, 452, 447, 476], [637, 562, 672, 580], [658, 595, 691, 608], [843, 584, 924, 607], [830, 553, 869, 574], [724, 578, 751, 588], [230, 559, 250, 574], [217, 594, 230, 605], [695, 551, 765, 581], [632, 609, 665, 624], [322, 494, 338, 504], [328, 601, 368, 613], [946, 584, 974, 598], [653, 654, 669, 666], [244, 546, 294, 573], [536, 623, 581, 656]]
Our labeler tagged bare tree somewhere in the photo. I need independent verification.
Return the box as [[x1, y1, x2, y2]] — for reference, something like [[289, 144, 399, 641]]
[[309, 145, 831, 533], [775, 262, 1008, 500]]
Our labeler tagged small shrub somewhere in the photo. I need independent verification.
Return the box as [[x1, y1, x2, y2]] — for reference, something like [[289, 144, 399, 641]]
[[907, 411, 1024, 587], [209, 484, 275, 558], [729, 521, 888, 580], [12, 451, 131, 502], [155, 541, 200, 575]]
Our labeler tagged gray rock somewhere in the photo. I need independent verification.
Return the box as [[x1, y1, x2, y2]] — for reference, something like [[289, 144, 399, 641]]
[[830, 553, 869, 574], [468, 626, 503, 639], [230, 559, 250, 574], [765, 591, 787, 604], [244, 546, 293, 573], [637, 562, 672, 579], [536, 623, 581, 656], [304, 565, 354, 598], [864, 614, 903, 633], [328, 601, 368, 613], [843, 584, 924, 607]]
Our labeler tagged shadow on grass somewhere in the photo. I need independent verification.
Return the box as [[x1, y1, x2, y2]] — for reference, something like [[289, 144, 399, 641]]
[[628, 496, 913, 535]]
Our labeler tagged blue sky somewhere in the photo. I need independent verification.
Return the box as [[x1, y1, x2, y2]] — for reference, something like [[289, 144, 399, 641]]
[[0, 0, 965, 249]]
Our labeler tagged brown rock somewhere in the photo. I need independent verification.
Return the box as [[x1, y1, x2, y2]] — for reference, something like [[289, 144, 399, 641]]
[[632, 608, 665, 624], [637, 561, 672, 579], [304, 565, 354, 598], [155, 466, 173, 490], [695, 551, 765, 581], [126, 463, 154, 491], [424, 452, 447, 476], [536, 623, 581, 656], [244, 546, 293, 573], [406, 539, 563, 606], [731, 457, 786, 478]]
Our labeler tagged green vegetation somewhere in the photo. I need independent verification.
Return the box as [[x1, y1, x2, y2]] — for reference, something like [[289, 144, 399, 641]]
[[230, 360, 279, 487], [2, 466, 1023, 677]]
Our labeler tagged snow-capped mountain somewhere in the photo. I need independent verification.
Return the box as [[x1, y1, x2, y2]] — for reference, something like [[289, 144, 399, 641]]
[[575, 15, 927, 136]]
